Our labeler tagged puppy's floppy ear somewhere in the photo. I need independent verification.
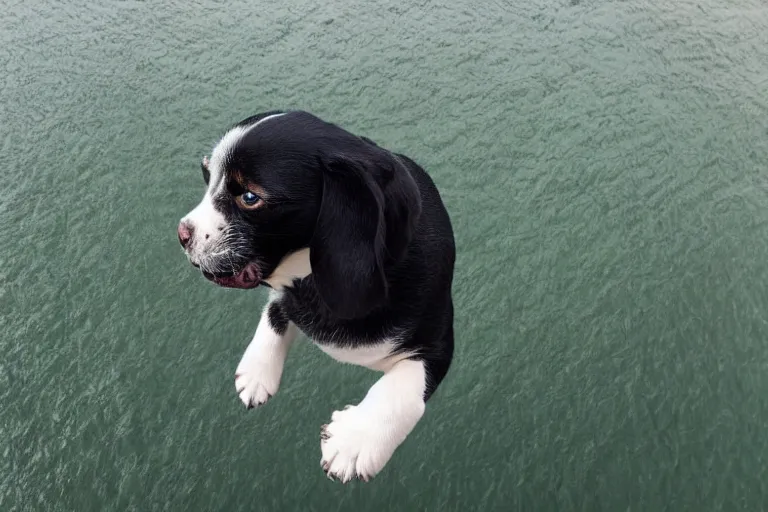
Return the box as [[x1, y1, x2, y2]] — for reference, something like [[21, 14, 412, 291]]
[[310, 152, 421, 319], [379, 153, 422, 263]]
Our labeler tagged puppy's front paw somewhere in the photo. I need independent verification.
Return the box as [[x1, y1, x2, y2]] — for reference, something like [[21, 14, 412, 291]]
[[319, 405, 394, 483], [234, 358, 282, 409]]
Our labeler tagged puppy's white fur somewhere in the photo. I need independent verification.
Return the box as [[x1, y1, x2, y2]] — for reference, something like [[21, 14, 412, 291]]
[[315, 339, 413, 372], [263, 248, 312, 290], [181, 183, 226, 268], [235, 291, 297, 408], [320, 358, 426, 482]]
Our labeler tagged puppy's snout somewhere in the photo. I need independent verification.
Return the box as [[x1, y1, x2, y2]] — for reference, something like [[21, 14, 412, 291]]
[[178, 221, 194, 249]]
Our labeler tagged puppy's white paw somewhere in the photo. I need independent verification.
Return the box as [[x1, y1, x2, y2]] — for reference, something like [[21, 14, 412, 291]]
[[320, 405, 399, 483], [234, 358, 282, 409]]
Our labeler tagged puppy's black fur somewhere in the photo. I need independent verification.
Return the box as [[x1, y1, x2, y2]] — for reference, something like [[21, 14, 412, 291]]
[[211, 111, 455, 399]]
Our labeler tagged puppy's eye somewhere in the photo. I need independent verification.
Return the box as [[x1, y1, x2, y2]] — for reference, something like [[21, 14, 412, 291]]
[[242, 191, 260, 205], [236, 191, 263, 209]]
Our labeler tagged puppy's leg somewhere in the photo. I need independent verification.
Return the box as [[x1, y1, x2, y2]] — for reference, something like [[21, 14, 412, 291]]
[[235, 294, 297, 408], [319, 357, 428, 483]]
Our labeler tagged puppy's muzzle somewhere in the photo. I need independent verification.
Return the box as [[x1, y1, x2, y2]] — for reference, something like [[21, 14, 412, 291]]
[[202, 262, 261, 289]]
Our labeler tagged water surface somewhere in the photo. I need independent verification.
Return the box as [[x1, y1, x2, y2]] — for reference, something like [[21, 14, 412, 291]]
[[3, 0, 768, 510]]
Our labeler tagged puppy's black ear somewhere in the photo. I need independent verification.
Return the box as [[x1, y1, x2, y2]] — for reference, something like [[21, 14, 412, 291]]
[[310, 152, 421, 319], [310, 156, 386, 319], [379, 154, 422, 263]]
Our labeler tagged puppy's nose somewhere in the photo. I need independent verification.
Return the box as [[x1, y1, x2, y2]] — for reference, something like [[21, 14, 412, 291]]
[[178, 221, 193, 249]]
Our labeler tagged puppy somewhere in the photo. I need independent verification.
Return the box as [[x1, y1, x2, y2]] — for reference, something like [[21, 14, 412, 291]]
[[178, 110, 455, 482]]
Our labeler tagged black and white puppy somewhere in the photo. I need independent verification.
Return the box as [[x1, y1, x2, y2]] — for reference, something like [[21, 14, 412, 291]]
[[177, 110, 455, 482]]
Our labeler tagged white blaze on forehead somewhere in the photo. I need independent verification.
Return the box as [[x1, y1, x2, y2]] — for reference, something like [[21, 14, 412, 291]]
[[207, 113, 287, 195], [180, 113, 286, 266]]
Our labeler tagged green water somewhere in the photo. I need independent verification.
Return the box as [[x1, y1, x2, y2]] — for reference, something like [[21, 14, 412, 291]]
[[3, 0, 768, 510]]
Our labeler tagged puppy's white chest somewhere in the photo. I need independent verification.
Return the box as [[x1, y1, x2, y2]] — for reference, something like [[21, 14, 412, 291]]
[[263, 248, 312, 290], [315, 340, 408, 372]]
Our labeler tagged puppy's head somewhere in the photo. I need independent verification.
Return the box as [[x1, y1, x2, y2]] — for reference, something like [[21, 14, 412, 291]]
[[178, 111, 421, 318]]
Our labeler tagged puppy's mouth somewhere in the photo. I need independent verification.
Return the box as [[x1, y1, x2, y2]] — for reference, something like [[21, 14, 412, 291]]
[[201, 261, 261, 289]]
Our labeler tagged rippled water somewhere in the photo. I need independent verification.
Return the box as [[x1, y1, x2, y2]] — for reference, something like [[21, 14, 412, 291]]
[[3, 0, 768, 510]]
